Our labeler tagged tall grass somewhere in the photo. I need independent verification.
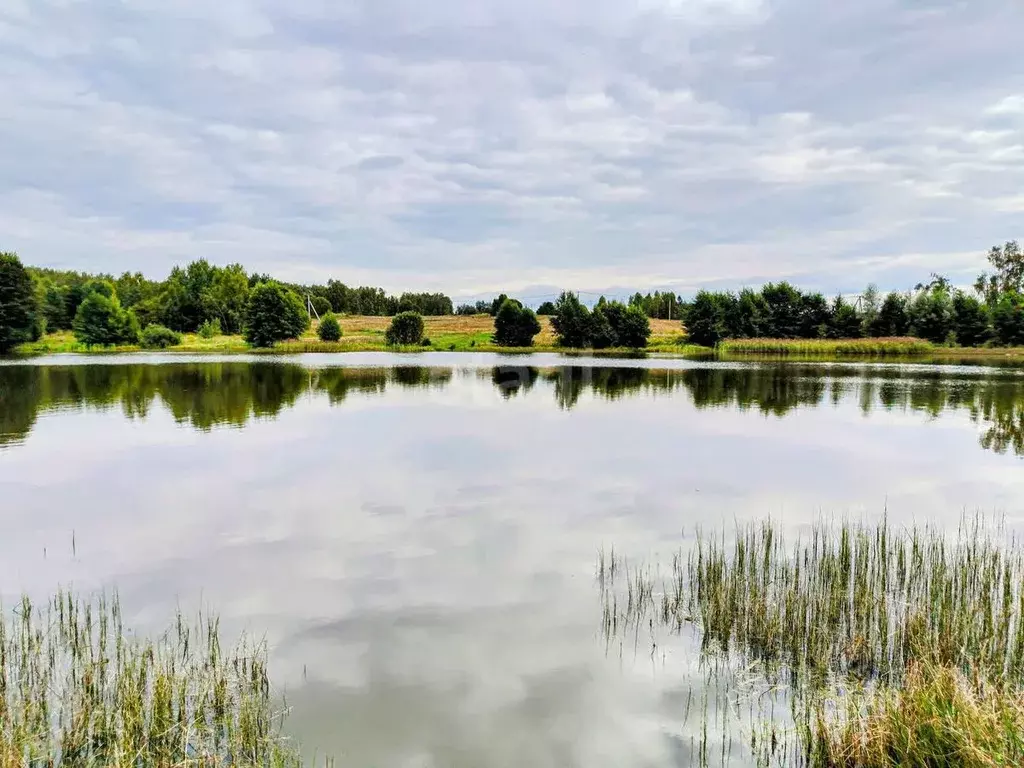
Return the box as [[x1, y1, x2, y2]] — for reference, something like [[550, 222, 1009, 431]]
[[599, 515, 1024, 766], [719, 337, 934, 356], [0, 591, 298, 767]]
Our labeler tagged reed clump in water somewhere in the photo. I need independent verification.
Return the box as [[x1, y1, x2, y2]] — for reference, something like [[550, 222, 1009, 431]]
[[809, 659, 1024, 767], [599, 515, 1024, 767], [719, 338, 933, 356], [0, 590, 299, 767], [678, 517, 1024, 684]]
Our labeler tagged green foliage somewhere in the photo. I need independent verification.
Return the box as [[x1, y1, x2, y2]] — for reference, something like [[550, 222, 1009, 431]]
[[493, 299, 541, 346], [909, 284, 955, 343], [139, 324, 182, 349], [72, 290, 139, 346], [952, 292, 992, 347], [420, 337, 432, 346], [317, 313, 342, 342], [309, 295, 332, 317], [242, 282, 309, 348], [828, 296, 863, 339], [0, 252, 40, 353], [761, 282, 804, 338], [993, 293, 1024, 346], [385, 311, 425, 345], [551, 292, 593, 347], [197, 317, 222, 339], [536, 301, 556, 315], [684, 291, 727, 347], [628, 290, 681, 319], [976, 240, 1024, 306], [489, 293, 510, 316], [41, 283, 70, 331], [397, 292, 453, 315], [160, 260, 250, 334], [871, 292, 911, 337], [589, 305, 617, 349]]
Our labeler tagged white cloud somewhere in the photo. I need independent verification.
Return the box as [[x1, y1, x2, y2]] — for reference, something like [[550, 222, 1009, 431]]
[[1, 0, 1022, 297]]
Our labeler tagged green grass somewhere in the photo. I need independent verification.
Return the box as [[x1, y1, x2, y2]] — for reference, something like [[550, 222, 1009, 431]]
[[719, 337, 935, 356], [0, 591, 299, 767], [600, 515, 1024, 767]]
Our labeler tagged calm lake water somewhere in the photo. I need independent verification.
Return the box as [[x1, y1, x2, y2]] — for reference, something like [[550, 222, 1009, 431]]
[[3, 353, 1024, 766]]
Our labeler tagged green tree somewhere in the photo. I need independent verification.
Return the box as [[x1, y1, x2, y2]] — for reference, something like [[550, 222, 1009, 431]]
[[588, 306, 617, 348], [536, 301, 556, 315], [41, 283, 70, 331], [861, 284, 881, 336], [976, 241, 1024, 306], [310, 295, 332, 318], [952, 292, 992, 347], [489, 293, 510, 316], [243, 282, 309, 347], [684, 291, 727, 347], [551, 292, 592, 347], [384, 311, 424, 345], [798, 292, 831, 338], [733, 288, 767, 338], [761, 282, 804, 338], [493, 299, 541, 346], [318, 313, 342, 342], [598, 301, 651, 347], [0, 252, 39, 353], [871, 292, 911, 337], [909, 284, 955, 343], [828, 296, 863, 339], [72, 291, 139, 346], [993, 293, 1024, 346]]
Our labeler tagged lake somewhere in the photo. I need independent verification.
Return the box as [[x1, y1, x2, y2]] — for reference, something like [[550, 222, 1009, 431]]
[[2, 353, 1024, 766]]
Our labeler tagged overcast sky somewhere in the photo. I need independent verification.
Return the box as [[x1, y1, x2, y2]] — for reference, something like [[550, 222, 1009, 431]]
[[2, 1, 1022, 301]]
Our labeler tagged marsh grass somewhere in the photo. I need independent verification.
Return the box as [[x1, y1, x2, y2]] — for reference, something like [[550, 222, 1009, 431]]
[[0, 591, 298, 767], [599, 515, 1024, 766], [719, 338, 934, 356]]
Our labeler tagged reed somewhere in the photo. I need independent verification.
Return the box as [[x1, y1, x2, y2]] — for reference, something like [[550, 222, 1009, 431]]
[[0, 591, 299, 767], [719, 337, 934, 356], [599, 515, 1024, 767]]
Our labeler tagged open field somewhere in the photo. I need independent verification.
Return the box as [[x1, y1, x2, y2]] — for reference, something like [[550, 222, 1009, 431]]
[[13, 315, 687, 355]]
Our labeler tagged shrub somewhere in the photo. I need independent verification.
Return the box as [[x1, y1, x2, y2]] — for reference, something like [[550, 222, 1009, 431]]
[[551, 292, 592, 347], [536, 301, 556, 315], [0, 252, 39, 353], [243, 281, 309, 348], [420, 337, 432, 346], [140, 324, 182, 349], [72, 292, 139, 346], [493, 299, 541, 346], [198, 317, 222, 339], [601, 301, 650, 348], [317, 313, 342, 342], [589, 307, 617, 349], [385, 311, 424, 345]]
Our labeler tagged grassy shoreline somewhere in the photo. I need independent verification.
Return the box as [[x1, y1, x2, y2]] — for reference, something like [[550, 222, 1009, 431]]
[[14, 318, 1024, 362]]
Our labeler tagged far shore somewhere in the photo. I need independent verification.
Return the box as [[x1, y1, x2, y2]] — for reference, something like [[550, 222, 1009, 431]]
[[12, 314, 1024, 362]]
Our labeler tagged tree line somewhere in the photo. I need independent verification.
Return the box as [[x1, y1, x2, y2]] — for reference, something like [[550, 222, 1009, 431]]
[[2, 240, 1024, 352], [683, 242, 1024, 348]]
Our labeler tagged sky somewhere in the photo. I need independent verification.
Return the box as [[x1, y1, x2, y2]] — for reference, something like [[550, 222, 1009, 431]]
[[1, 0, 1023, 302]]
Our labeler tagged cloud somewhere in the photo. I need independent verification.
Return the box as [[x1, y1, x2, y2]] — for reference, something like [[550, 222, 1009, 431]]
[[1, 0, 1022, 298]]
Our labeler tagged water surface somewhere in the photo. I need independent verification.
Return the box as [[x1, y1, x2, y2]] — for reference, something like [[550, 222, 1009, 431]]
[[2, 354, 1024, 766]]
